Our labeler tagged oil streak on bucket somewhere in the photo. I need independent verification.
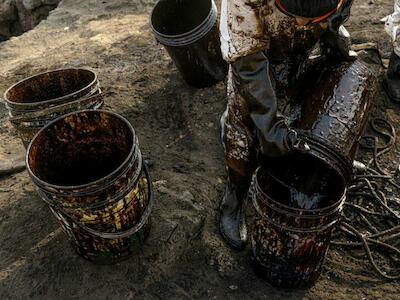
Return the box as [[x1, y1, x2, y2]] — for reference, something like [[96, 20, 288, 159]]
[[151, 0, 227, 88], [251, 153, 346, 289], [3, 68, 103, 147], [26, 110, 153, 264]]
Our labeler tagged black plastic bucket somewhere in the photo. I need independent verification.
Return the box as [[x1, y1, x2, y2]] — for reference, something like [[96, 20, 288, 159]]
[[289, 60, 377, 183], [26, 110, 153, 264], [3, 68, 102, 147], [151, 0, 227, 88], [251, 153, 346, 289]]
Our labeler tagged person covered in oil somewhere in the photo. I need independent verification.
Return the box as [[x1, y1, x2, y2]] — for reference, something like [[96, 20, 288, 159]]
[[219, 0, 356, 249], [383, 0, 400, 102]]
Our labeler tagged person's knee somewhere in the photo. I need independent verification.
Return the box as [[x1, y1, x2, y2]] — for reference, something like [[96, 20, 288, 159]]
[[223, 116, 257, 176]]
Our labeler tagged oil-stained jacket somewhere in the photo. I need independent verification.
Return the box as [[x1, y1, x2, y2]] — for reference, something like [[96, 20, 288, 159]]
[[220, 0, 331, 63]]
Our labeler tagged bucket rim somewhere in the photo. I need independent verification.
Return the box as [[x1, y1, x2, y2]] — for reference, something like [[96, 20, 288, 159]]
[[26, 109, 137, 191], [9, 93, 104, 125], [5, 83, 101, 117], [150, 0, 217, 47], [3, 67, 98, 108], [254, 155, 347, 215], [298, 132, 353, 183]]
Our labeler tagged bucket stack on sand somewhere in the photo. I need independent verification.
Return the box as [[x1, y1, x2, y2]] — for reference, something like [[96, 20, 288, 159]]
[[3, 68, 103, 147], [3, 67, 153, 263], [251, 153, 346, 288], [26, 110, 153, 264]]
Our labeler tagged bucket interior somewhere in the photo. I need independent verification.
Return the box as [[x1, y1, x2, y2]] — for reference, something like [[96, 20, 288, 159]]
[[258, 153, 345, 210], [28, 111, 134, 186], [151, 0, 211, 36], [5, 69, 96, 104]]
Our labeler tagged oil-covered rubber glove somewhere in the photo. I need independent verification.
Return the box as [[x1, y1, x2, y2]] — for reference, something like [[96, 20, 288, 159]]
[[231, 51, 309, 157], [321, 0, 356, 61], [328, 0, 354, 32], [286, 130, 311, 153], [321, 25, 357, 62]]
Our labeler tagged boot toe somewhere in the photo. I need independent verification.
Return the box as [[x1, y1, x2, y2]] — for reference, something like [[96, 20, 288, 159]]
[[219, 211, 247, 250]]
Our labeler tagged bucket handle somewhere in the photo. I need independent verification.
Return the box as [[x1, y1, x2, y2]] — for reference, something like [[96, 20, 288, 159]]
[[43, 164, 154, 239]]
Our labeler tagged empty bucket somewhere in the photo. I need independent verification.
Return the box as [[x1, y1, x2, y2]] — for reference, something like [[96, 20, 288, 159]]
[[151, 0, 227, 87], [27, 110, 153, 264], [251, 153, 346, 288], [3, 68, 103, 147]]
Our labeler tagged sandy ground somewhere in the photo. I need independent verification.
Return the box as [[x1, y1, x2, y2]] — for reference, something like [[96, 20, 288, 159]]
[[0, 0, 399, 299]]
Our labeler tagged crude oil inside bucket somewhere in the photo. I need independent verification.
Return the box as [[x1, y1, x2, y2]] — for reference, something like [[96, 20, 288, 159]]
[[27, 110, 153, 264], [151, 0, 227, 87], [252, 153, 346, 289], [28, 112, 133, 186], [260, 153, 345, 210]]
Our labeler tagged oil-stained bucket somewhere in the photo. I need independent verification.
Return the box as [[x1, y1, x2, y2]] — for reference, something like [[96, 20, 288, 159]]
[[151, 0, 227, 88], [3, 68, 102, 147], [251, 153, 346, 289], [289, 60, 377, 183], [26, 110, 153, 264]]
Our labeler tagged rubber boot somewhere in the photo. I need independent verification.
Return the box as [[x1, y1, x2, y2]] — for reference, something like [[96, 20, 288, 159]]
[[383, 52, 400, 103], [219, 168, 251, 250]]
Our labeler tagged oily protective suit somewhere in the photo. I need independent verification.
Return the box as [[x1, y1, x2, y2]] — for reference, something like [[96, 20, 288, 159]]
[[219, 0, 354, 249], [384, 0, 400, 57], [383, 0, 400, 102]]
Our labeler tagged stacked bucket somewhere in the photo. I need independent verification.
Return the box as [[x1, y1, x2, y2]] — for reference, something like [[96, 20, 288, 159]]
[[26, 110, 153, 264], [3, 68, 103, 148], [2, 70, 153, 264]]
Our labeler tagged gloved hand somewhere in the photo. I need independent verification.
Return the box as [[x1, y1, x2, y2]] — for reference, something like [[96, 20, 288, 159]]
[[321, 26, 357, 62], [328, 0, 354, 32], [286, 129, 310, 153], [232, 51, 310, 157], [322, 0, 356, 62]]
